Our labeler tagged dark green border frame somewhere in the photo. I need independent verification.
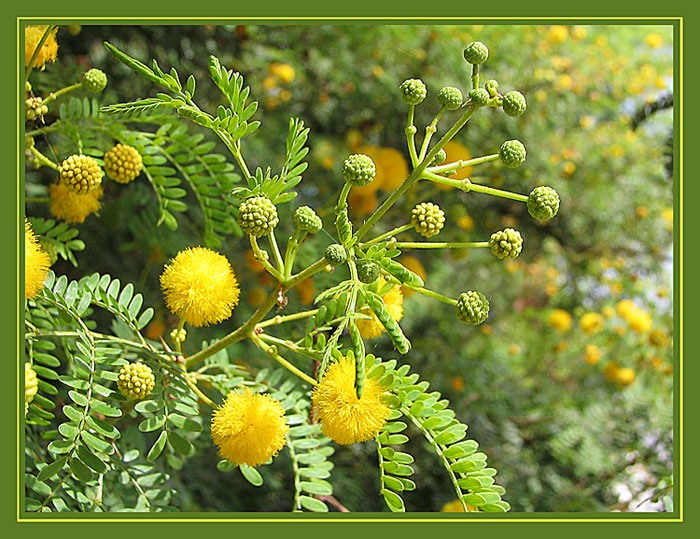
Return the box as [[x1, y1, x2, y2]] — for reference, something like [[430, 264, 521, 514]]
[[5, 2, 694, 536]]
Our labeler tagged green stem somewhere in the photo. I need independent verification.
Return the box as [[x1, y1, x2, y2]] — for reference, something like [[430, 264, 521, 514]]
[[250, 334, 318, 387], [393, 241, 490, 250], [26, 197, 50, 203], [285, 256, 329, 289], [336, 183, 352, 212], [258, 333, 322, 362], [283, 228, 305, 279], [428, 154, 499, 175], [417, 108, 445, 163], [256, 308, 319, 329], [268, 230, 285, 274], [356, 104, 478, 241], [249, 235, 285, 281], [471, 63, 480, 91], [395, 282, 457, 306], [42, 82, 82, 105], [406, 105, 419, 167], [29, 147, 59, 171], [25, 25, 57, 82], [362, 223, 414, 246], [173, 318, 185, 354], [421, 171, 529, 202]]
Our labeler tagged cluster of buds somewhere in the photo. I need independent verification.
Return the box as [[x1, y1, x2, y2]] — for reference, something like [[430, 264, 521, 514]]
[[117, 362, 156, 400], [25, 96, 48, 120]]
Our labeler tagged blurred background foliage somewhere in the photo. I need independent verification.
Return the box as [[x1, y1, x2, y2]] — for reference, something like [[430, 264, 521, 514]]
[[26, 23, 674, 512]]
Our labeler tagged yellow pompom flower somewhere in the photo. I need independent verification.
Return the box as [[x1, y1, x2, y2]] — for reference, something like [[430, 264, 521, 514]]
[[441, 499, 477, 512], [25, 219, 51, 299], [547, 25, 568, 44], [627, 308, 652, 333], [583, 345, 602, 365], [104, 144, 143, 184], [312, 356, 391, 445], [269, 62, 295, 83], [25, 363, 39, 415], [211, 388, 289, 466], [356, 277, 403, 339], [616, 299, 636, 320], [25, 25, 58, 70], [603, 361, 620, 381], [580, 312, 604, 335], [160, 247, 240, 327], [645, 33, 663, 48], [376, 147, 409, 191], [615, 367, 636, 387], [548, 309, 572, 333], [648, 329, 669, 348], [49, 182, 103, 223]]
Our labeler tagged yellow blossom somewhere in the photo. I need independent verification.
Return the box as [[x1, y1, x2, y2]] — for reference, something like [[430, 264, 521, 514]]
[[376, 147, 409, 191], [579, 116, 594, 129], [296, 278, 316, 305], [247, 287, 267, 307], [563, 161, 576, 176], [613, 326, 627, 337], [356, 277, 403, 339], [616, 299, 636, 319], [603, 361, 620, 380], [610, 283, 623, 295], [25, 25, 58, 70], [602, 306, 616, 319], [269, 62, 295, 83], [636, 206, 649, 219], [450, 376, 465, 392], [25, 219, 51, 299], [211, 388, 289, 466], [348, 189, 378, 216], [648, 329, 669, 348], [346, 129, 363, 152], [312, 356, 390, 444], [580, 312, 605, 335], [548, 309, 572, 333], [583, 345, 602, 365], [645, 33, 663, 48], [615, 367, 636, 387], [160, 247, 240, 327], [457, 215, 474, 231], [547, 26, 568, 44], [441, 499, 476, 512], [555, 74, 573, 90], [571, 27, 587, 40], [661, 208, 673, 230], [553, 341, 568, 353], [49, 182, 103, 223], [508, 344, 521, 355], [627, 308, 652, 333]]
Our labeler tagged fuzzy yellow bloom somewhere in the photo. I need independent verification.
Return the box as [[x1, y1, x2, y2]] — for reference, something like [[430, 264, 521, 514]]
[[562, 161, 576, 176], [616, 367, 636, 387], [580, 312, 605, 335], [296, 278, 316, 305], [645, 33, 664, 48], [648, 329, 669, 348], [269, 62, 295, 83], [626, 308, 652, 333], [348, 189, 378, 216], [356, 277, 403, 339], [25, 25, 58, 70], [441, 499, 477, 512], [635, 206, 649, 219], [49, 182, 103, 223], [312, 356, 391, 445], [25, 363, 39, 415], [247, 287, 267, 307], [547, 26, 568, 44], [450, 376, 465, 392], [548, 309, 572, 333], [583, 345, 602, 365], [603, 361, 620, 381], [160, 247, 240, 326], [24, 219, 51, 299], [399, 256, 426, 297], [570, 26, 587, 40], [457, 215, 474, 231], [579, 116, 594, 129], [616, 299, 636, 320], [661, 208, 673, 229], [376, 147, 409, 191], [602, 306, 616, 319], [211, 388, 289, 466]]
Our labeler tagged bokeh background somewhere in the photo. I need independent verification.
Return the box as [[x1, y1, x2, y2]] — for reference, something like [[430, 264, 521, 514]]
[[26, 24, 674, 512]]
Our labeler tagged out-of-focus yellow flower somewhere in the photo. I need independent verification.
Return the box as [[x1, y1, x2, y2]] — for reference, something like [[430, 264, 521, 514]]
[[571, 26, 587, 40], [615, 367, 636, 387], [603, 361, 620, 381], [646, 33, 664, 48], [450, 376, 464, 392], [636, 206, 649, 219], [25, 219, 51, 299], [627, 308, 652, 333], [212, 388, 289, 466], [481, 324, 493, 336], [545, 283, 558, 297], [602, 306, 616, 318], [457, 215, 474, 231], [610, 283, 623, 295], [547, 26, 568, 44], [613, 257, 625, 269], [657, 287, 669, 298], [535, 89, 548, 102], [548, 309, 572, 332], [441, 499, 476, 512], [579, 116, 594, 129], [25, 25, 58, 70], [550, 154, 562, 165], [648, 329, 669, 348], [595, 35, 608, 47], [245, 249, 265, 274], [262, 76, 277, 89], [348, 189, 378, 216], [580, 312, 605, 335], [312, 356, 390, 444], [661, 207, 673, 230], [613, 326, 627, 337], [617, 299, 636, 319], [49, 182, 103, 224], [247, 287, 267, 307], [505, 260, 522, 274], [583, 344, 602, 365], [376, 147, 409, 191], [555, 74, 574, 90], [372, 65, 384, 78], [269, 62, 295, 83], [296, 278, 316, 305], [356, 277, 403, 339], [563, 161, 576, 176], [346, 129, 363, 151], [280, 89, 292, 102], [508, 344, 521, 355], [553, 341, 568, 353], [610, 145, 625, 158], [655, 76, 668, 89], [144, 314, 166, 341]]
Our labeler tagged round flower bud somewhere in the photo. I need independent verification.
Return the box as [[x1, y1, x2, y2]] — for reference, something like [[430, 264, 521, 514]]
[[25, 363, 39, 415], [294, 206, 323, 233], [489, 228, 523, 260], [438, 87, 463, 110], [104, 143, 143, 184], [238, 196, 279, 237], [456, 290, 490, 326], [502, 90, 527, 117], [399, 78, 427, 105], [463, 41, 489, 65], [468, 88, 490, 106], [82, 68, 108, 93], [485, 79, 499, 97], [117, 362, 156, 400], [25, 96, 48, 120], [411, 201, 445, 238], [499, 139, 527, 168], [59, 154, 103, 194], [431, 148, 447, 165], [325, 244, 347, 266], [342, 154, 376, 187], [527, 186, 560, 221], [356, 261, 380, 284]]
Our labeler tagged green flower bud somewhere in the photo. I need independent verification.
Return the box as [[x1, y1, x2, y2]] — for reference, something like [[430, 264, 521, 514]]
[[463, 41, 489, 65], [456, 290, 490, 325], [399, 78, 427, 105], [238, 195, 279, 237], [82, 68, 108, 93], [294, 206, 323, 233], [489, 228, 523, 260], [356, 261, 380, 284], [502, 90, 527, 117], [469, 88, 490, 106], [25, 81, 32, 94], [411, 202, 445, 238], [527, 186, 560, 221], [499, 140, 527, 168], [325, 244, 347, 266], [431, 148, 447, 165], [438, 86, 463, 110], [342, 154, 376, 187], [117, 362, 156, 400], [485, 79, 499, 97], [59, 154, 103, 194]]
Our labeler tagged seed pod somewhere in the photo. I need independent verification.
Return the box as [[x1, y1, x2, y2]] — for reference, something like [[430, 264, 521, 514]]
[[365, 292, 411, 354], [378, 258, 425, 288], [349, 322, 366, 398]]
